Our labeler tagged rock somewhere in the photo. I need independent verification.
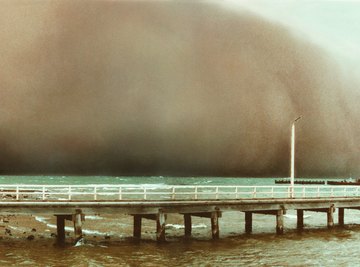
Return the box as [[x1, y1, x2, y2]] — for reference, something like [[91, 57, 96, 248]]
[[27, 235, 35, 240]]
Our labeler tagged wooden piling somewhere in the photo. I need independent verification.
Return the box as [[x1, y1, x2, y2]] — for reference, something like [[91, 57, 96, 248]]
[[184, 214, 192, 237], [327, 205, 335, 228], [211, 211, 220, 239], [276, 209, 284, 234], [297, 209, 304, 229], [133, 215, 142, 239], [185, 211, 221, 239], [55, 215, 66, 243], [338, 208, 344, 226], [245, 211, 252, 233], [73, 209, 84, 241], [156, 210, 166, 242]]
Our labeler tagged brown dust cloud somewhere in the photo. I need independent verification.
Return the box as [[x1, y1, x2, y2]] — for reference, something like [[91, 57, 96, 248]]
[[0, 1, 359, 177]]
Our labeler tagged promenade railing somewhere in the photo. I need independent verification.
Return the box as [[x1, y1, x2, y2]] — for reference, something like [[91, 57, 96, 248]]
[[0, 185, 359, 201]]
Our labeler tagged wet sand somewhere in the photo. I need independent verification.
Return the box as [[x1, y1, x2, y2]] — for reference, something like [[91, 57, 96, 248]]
[[0, 213, 209, 243], [0, 215, 52, 241]]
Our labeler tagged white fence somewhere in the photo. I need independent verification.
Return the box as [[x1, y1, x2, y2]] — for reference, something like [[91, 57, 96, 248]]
[[0, 185, 359, 201]]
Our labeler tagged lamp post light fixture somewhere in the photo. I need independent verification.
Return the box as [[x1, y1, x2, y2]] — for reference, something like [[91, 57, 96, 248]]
[[290, 116, 302, 198]]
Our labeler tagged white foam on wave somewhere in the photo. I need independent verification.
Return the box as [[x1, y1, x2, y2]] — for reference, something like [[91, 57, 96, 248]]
[[165, 223, 207, 230], [194, 180, 213, 185], [85, 215, 103, 220], [35, 216, 113, 236], [35, 216, 48, 224], [284, 214, 311, 219], [99, 183, 168, 191]]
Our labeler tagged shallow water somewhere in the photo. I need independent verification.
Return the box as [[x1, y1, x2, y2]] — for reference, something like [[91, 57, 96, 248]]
[[0, 176, 357, 266], [1, 227, 360, 266]]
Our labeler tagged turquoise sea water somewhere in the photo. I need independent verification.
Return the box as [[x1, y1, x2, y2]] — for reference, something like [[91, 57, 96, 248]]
[[0, 175, 272, 185], [0, 175, 331, 185]]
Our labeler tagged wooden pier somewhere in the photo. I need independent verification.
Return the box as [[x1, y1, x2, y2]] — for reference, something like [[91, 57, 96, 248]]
[[1, 184, 360, 243]]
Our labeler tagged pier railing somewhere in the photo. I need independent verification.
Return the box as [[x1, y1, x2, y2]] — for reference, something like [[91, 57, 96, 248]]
[[0, 185, 359, 201]]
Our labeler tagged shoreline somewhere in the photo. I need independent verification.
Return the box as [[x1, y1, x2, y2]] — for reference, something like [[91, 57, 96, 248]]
[[0, 213, 209, 243]]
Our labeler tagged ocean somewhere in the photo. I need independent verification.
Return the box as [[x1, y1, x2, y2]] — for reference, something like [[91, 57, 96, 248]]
[[0, 176, 358, 266]]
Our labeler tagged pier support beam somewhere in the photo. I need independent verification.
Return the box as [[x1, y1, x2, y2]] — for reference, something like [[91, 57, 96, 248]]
[[276, 209, 284, 234], [55, 214, 72, 244], [184, 214, 192, 237], [338, 208, 344, 226], [73, 209, 85, 241], [211, 211, 220, 240], [185, 209, 222, 240], [55, 215, 66, 243], [245, 211, 252, 233], [327, 205, 335, 228], [133, 215, 142, 239], [252, 208, 286, 234], [156, 210, 166, 242], [305, 205, 335, 228], [132, 211, 167, 242], [297, 210, 304, 230]]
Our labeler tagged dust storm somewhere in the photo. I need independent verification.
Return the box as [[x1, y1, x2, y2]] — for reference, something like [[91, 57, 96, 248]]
[[0, 1, 359, 177]]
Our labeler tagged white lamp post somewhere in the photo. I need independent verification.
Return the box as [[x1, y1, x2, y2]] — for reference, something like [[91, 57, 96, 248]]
[[290, 116, 302, 198]]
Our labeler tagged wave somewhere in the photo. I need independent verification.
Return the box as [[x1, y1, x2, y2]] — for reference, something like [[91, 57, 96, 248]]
[[165, 223, 207, 230], [34, 216, 115, 236], [284, 214, 311, 219]]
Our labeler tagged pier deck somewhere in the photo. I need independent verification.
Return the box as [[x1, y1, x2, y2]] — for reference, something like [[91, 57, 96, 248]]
[[1, 184, 360, 242]]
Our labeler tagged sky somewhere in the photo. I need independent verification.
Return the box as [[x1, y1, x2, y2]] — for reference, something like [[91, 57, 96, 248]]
[[221, 0, 360, 72]]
